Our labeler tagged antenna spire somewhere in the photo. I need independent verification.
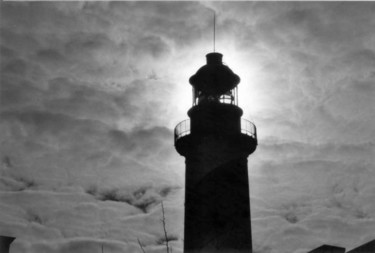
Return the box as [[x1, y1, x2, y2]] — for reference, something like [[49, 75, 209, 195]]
[[213, 11, 216, 52]]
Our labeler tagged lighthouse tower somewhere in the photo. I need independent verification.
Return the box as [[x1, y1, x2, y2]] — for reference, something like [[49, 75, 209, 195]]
[[175, 52, 257, 253]]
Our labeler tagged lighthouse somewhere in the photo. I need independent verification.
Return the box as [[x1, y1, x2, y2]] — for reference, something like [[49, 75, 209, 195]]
[[174, 52, 257, 253]]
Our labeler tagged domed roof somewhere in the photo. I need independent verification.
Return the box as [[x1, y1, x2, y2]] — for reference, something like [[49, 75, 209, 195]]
[[189, 53, 240, 96]]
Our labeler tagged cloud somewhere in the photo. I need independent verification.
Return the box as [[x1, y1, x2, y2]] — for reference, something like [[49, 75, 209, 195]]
[[12, 237, 136, 253], [134, 35, 171, 59], [85, 184, 180, 213], [202, 2, 375, 146], [249, 138, 374, 252], [0, 185, 184, 251]]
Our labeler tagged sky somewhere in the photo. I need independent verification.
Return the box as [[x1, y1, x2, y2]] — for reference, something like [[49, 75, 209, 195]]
[[0, 1, 375, 253]]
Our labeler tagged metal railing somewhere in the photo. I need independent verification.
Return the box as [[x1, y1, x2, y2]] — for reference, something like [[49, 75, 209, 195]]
[[241, 118, 257, 139], [174, 118, 256, 143], [174, 119, 191, 142]]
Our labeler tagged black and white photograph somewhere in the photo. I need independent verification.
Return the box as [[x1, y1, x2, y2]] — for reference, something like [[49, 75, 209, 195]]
[[1, 1, 374, 253]]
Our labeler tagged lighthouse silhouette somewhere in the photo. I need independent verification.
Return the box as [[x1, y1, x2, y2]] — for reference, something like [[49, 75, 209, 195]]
[[175, 52, 257, 253]]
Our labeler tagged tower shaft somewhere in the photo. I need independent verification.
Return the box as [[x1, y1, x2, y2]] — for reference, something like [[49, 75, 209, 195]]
[[184, 137, 252, 253]]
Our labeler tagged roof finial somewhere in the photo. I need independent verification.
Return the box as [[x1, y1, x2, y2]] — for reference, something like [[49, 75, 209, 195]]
[[213, 11, 216, 52]]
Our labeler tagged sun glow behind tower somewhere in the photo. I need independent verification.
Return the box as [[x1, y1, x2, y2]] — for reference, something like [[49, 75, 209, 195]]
[[172, 11, 264, 124], [172, 47, 262, 128]]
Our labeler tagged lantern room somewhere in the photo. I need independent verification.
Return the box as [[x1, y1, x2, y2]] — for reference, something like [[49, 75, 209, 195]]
[[189, 52, 240, 106]]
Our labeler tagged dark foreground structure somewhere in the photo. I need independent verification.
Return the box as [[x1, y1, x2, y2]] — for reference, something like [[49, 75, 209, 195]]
[[307, 240, 375, 253], [347, 239, 375, 253], [307, 245, 346, 253], [175, 52, 257, 253], [0, 235, 16, 253]]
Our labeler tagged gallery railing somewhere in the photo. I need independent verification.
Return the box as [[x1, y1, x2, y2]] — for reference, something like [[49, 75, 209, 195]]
[[174, 118, 257, 144]]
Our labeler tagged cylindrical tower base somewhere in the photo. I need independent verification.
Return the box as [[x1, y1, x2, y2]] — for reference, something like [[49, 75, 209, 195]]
[[183, 135, 253, 253]]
